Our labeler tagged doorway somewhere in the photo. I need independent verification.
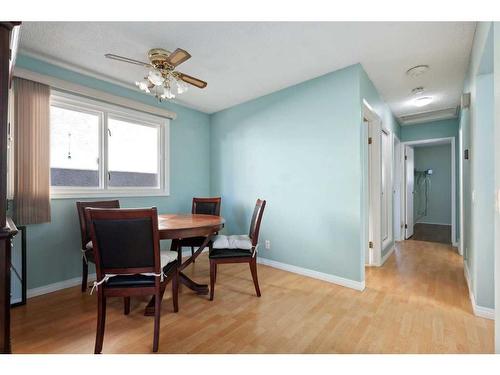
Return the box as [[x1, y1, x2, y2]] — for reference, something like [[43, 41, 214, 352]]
[[402, 138, 456, 245], [364, 100, 393, 266]]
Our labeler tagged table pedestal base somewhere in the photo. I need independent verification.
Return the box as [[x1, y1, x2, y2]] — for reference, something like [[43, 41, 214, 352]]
[[144, 272, 208, 316], [179, 272, 209, 295]]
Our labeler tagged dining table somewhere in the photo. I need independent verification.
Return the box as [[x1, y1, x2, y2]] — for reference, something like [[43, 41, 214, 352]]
[[144, 213, 225, 315]]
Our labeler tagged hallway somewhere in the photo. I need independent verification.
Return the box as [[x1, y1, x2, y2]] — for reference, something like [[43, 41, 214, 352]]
[[366, 240, 493, 352]]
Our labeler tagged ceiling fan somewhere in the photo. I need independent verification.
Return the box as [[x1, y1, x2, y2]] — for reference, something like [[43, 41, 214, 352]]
[[105, 48, 207, 101]]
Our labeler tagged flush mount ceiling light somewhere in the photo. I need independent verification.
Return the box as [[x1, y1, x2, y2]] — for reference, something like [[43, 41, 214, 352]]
[[411, 87, 424, 95], [406, 65, 430, 78], [413, 96, 433, 107]]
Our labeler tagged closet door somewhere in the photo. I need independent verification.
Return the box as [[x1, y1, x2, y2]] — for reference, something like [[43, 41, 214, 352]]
[[405, 146, 414, 239]]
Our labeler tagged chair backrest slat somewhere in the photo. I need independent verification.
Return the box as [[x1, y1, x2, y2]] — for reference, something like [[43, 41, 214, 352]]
[[249, 199, 266, 247], [76, 200, 120, 249], [87, 208, 160, 279], [192, 197, 221, 216]]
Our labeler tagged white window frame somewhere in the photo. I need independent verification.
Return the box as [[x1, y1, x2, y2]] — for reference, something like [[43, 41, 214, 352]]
[[50, 91, 170, 199]]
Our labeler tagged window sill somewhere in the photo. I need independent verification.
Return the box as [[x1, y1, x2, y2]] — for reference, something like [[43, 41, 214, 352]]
[[50, 189, 170, 200]]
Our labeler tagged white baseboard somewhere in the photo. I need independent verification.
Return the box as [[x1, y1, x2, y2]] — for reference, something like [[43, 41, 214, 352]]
[[27, 273, 97, 299], [463, 262, 494, 320], [257, 257, 365, 291], [415, 221, 451, 226], [381, 246, 395, 265], [26, 249, 206, 299]]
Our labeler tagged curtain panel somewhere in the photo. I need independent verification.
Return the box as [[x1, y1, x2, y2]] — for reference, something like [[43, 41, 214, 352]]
[[13, 77, 51, 224]]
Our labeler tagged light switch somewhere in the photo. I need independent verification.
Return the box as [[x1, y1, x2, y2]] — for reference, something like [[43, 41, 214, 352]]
[[497, 189, 500, 213]]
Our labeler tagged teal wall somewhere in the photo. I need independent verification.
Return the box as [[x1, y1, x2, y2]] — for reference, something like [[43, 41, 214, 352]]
[[210, 64, 366, 282], [472, 72, 494, 308], [400, 119, 459, 142], [359, 67, 401, 259], [459, 22, 495, 309], [209, 64, 399, 282], [13, 57, 399, 290], [414, 144, 452, 225], [14, 55, 211, 289]]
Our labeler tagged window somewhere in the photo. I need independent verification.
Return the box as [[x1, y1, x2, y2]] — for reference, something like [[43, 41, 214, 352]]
[[50, 91, 169, 198]]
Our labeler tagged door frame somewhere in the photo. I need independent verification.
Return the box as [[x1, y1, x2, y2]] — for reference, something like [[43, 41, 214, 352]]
[[404, 145, 415, 239], [393, 134, 403, 242], [364, 100, 384, 267], [400, 137, 456, 246]]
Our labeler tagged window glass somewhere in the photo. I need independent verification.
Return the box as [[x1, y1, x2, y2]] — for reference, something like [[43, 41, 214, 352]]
[[107, 117, 159, 187], [50, 106, 100, 187]]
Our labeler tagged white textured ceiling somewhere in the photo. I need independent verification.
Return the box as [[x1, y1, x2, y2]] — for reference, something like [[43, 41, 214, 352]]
[[19, 22, 476, 116]]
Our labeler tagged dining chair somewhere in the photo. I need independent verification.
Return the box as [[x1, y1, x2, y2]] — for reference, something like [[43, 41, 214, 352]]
[[86, 207, 178, 354], [76, 200, 120, 292], [178, 197, 222, 260], [209, 199, 266, 301]]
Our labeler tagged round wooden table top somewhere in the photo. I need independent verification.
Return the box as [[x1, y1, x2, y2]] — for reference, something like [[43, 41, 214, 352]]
[[158, 214, 225, 240]]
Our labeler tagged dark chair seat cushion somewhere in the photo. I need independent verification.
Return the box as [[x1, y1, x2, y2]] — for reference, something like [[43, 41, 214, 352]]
[[209, 248, 253, 259], [106, 274, 156, 288], [105, 260, 177, 288], [178, 236, 212, 248]]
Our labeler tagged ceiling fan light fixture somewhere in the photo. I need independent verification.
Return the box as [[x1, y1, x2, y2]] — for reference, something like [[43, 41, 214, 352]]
[[161, 86, 175, 100], [135, 80, 151, 93], [106, 47, 206, 102], [177, 80, 189, 94], [148, 70, 165, 86]]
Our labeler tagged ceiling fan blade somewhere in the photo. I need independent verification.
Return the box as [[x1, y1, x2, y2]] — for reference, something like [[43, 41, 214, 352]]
[[178, 73, 207, 88], [166, 48, 191, 67], [105, 54, 152, 68]]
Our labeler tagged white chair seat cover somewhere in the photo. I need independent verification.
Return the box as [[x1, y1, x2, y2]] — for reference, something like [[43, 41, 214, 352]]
[[160, 250, 178, 268], [213, 234, 253, 250]]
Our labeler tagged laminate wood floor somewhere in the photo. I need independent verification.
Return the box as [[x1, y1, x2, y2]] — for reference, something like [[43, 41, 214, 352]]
[[411, 223, 451, 244], [11, 240, 493, 353]]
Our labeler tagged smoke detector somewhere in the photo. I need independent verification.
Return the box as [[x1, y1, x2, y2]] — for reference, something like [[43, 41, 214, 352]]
[[406, 65, 430, 78]]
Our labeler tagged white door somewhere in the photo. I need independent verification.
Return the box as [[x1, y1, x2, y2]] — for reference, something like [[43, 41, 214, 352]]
[[367, 119, 373, 264], [405, 146, 414, 239], [393, 136, 401, 241]]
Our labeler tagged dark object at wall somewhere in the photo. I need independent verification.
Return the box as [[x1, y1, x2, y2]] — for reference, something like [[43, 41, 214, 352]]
[[10, 225, 26, 308], [51, 168, 158, 187]]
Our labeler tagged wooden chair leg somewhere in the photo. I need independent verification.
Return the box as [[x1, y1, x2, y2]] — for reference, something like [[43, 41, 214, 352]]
[[94, 293, 106, 354], [249, 258, 261, 297], [81, 258, 88, 292], [172, 270, 179, 313], [123, 297, 130, 315], [153, 291, 161, 353], [191, 246, 195, 262], [209, 260, 216, 301]]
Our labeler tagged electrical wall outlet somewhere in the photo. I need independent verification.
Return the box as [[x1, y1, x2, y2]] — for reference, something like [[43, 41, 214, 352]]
[[265, 240, 271, 250]]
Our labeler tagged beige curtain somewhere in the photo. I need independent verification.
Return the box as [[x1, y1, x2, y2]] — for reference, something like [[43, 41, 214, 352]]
[[13, 78, 51, 224]]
